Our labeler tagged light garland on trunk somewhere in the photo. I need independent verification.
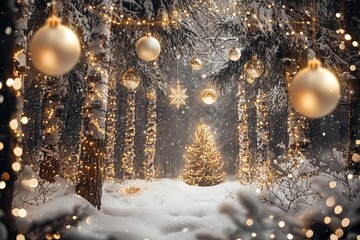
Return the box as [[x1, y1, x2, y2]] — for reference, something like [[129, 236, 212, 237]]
[[121, 90, 136, 180], [255, 89, 273, 189], [105, 74, 117, 183], [237, 79, 252, 184], [142, 88, 157, 181]]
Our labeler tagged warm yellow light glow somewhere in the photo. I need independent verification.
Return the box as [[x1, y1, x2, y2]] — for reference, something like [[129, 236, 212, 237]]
[[306, 229, 314, 238], [9, 119, 19, 130], [12, 162, 21, 171], [13, 146, 23, 157], [326, 196, 336, 207], [18, 208, 27, 218], [324, 216, 331, 224], [279, 221, 285, 228], [341, 218, 350, 227], [334, 205, 343, 214]]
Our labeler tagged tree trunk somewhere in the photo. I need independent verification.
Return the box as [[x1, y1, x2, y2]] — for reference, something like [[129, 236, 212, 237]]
[[255, 87, 273, 188], [143, 88, 157, 181], [0, 0, 17, 239], [76, 0, 112, 209], [13, 0, 29, 151], [38, 76, 66, 182], [237, 79, 252, 184], [105, 70, 117, 182], [121, 90, 136, 180], [344, 0, 360, 174], [285, 67, 310, 160]]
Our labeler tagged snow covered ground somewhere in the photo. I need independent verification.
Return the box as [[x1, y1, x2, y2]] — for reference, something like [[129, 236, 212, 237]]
[[21, 178, 251, 240]]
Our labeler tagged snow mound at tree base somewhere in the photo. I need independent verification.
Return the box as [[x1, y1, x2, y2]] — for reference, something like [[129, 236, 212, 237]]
[[23, 179, 246, 240]]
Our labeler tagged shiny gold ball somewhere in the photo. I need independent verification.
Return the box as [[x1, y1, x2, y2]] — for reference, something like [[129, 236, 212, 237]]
[[289, 59, 340, 119], [135, 33, 161, 62], [30, 16, 81, 76], [228, 47, 241, 61], [201, 88, 217, 105], [189, 57, 203, 71], [244, 55, 265, 79], [122, 68, 140, 90]]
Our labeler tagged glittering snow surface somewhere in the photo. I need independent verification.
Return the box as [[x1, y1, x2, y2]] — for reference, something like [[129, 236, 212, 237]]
[[27, 179, 249, 240]]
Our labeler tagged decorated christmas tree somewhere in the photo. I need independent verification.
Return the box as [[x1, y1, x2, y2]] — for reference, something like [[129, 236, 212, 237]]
[[181, 122, 225, 186]]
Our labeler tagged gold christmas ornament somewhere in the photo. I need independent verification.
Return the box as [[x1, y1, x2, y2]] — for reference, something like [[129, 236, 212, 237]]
[[135, 33, 161, 62], [189, 57, 203, 71], [30, 7, 81, 76], [228, 47, 241, 61], [289, 59, 340, 119], [122, 68, 141, 90], [244, 55, 265, 79], [201, 88, 217, 105]]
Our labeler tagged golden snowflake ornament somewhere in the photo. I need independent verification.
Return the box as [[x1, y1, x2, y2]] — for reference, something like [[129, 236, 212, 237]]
[[169, 82, 188, 109]]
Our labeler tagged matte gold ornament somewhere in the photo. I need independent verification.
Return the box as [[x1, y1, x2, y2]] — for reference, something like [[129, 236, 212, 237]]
[[122, 68, 141, 90], [30, 14, 81, 76], [201, 88, 217, 105], [135, 33, 161, 62], [189, 57, 203, 71], [244, 55, 265, 79], [289, 59, 340, 119], [228, 47, 241, 61]]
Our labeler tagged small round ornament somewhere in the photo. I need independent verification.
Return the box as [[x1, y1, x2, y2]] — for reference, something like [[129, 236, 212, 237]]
[[201, 88, 217, 105], [30, 15, 81, 76], [244, 55, 265, 79], [228, 47, 241, 61], [189, 57, 203, 71], [289, 59, 340, 119], [122, 68, 141, 90], [135, 33, 161, 62]]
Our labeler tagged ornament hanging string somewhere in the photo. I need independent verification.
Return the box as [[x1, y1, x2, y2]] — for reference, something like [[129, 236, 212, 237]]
[[312, 0, 317, 53], [52, 0, 57, 16], [176, 46, 179, 84]]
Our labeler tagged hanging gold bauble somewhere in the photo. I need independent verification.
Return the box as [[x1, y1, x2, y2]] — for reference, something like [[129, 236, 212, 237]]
[[122, 68, 141, 90], [30, 15, 81, 76], [189, 57, 203, 71], [289, 59, 340, 119], [135, 33, 161, 62], [228, 47, 241, 61], [201, 88, 217, 105], [244, 55, 265, 79]]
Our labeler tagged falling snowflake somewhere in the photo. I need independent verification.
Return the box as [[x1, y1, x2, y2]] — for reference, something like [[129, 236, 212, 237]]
[[169, 82, 188, 109]]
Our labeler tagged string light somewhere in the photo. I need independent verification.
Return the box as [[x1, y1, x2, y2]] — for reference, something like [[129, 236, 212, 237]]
[[121, 90, 136, 180], [105, 75, 117, 183]]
